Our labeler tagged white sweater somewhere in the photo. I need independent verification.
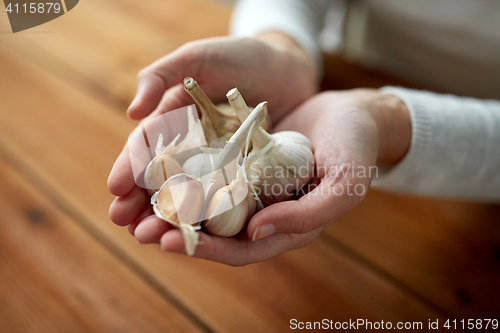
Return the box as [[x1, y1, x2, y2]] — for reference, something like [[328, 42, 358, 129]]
[[231, 0, 500, 201]]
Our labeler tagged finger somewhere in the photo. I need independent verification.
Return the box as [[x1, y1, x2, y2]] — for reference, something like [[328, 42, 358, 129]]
[[108, 145, 136, 196], [147, 84, 196, 119], [128, 71, 167, 120], [135, 216, 173, 244], [127, 205, 154, 236], [109, 185, 149, 226], [127, 48, 198, 120], [159, 228, 319, 266], [247, 179, 366, 241]]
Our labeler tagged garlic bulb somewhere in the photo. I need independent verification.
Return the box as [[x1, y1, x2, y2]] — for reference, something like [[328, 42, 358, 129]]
[[143, 106, 205, 195], [184, 77, 240, 144], [204, 167, 255, 237], [227, 88, 315, 206]]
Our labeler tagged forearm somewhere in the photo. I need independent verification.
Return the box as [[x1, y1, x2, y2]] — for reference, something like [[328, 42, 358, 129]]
[[371, 88, 500, 202], [257, 31, 319, 83], [230, 0, 329, 77], [367, 93, 412, 165]]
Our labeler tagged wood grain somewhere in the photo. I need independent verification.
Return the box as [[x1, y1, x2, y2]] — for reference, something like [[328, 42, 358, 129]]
[[0, 158, 203, 333], [0, 0, 231, 109], [0, 25, 443, 333], [1, 0, 498, 331], [325, 191, 500, 319]]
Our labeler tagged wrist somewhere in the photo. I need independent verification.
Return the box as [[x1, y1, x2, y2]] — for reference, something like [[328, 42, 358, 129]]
[[367, 92, 412, 165], [257, 31, 319, 82]]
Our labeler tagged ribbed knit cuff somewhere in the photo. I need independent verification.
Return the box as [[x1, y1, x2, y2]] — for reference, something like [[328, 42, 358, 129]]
[[372, 86, 500, 201], [372, 87, 434, 189], [230, 0, 323, 78]]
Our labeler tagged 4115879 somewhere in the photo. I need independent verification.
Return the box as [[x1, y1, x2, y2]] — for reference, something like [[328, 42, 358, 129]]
[[5, 2, 62, 14], [444, 319, 498, 330]]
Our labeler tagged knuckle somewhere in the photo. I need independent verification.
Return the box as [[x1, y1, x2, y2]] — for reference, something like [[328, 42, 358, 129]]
[[137, 68, 150, 80]]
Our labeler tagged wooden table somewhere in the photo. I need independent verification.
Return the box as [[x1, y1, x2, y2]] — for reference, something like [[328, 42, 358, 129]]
[[1, 0, 499, 332]]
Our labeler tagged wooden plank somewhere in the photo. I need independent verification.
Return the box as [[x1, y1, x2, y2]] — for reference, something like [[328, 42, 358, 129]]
[[0, 0, 231, 108], [324, 191, 500, 319], [0, 32, 442, 331], [0, 159, 204, 333]]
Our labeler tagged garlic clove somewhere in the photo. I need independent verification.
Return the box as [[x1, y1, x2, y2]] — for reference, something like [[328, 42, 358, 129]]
[[153, 173, 205, 228], [203, 167, 249, 237], [144, 153, 183, 196], [144, 134, 183, 196], [203, 185, 249, 237]]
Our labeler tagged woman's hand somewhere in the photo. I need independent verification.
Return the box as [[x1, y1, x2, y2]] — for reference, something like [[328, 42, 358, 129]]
[[127, 35, 317, 123], [127, 90, 411, 266], [108, 35, 318, 228]]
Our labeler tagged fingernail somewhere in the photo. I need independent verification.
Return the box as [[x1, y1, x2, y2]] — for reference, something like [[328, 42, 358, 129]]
[[252, 224, 275, 241], [128, 97, 139, 112]]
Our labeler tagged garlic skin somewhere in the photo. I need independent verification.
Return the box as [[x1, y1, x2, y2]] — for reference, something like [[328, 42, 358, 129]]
[[227, 88, 315, 206], [144, 134, 183, 196], [143, 107, 206, 195], [174, 106, 207, 164], [183, 150, 240, 202], [204, 168, 254, 237], [184, 77, 272, 145], [152, 173, 205, 228], [151, 173, 205, 256]]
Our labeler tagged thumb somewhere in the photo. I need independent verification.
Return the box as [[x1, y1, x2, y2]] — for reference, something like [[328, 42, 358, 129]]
[[247, 182, 365, 241]]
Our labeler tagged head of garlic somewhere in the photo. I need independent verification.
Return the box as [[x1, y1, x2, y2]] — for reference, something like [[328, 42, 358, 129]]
[[150, 101, 268, 254], [227, 88, 315, 206], [245, 131, 314, 205]]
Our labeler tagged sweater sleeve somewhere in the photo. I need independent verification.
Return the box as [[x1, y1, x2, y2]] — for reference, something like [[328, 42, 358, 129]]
[[372, 87, 500, 202], [230, 0, 329, 75]]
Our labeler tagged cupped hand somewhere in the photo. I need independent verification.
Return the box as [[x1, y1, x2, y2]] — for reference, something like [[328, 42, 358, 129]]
[[128, 35, 317, 123], [108, 35, 318, 230], [129, 90, 404, 266]]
